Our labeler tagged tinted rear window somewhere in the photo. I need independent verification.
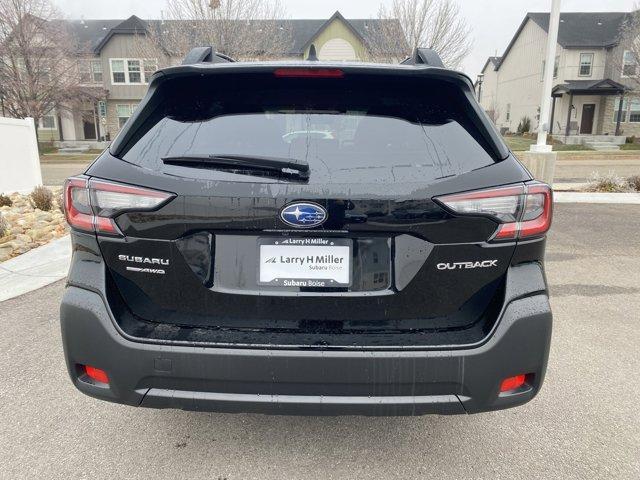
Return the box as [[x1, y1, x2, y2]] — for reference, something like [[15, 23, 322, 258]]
[[120, 73, 497, 184]]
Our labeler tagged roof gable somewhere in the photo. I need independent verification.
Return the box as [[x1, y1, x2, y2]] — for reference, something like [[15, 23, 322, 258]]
[[92, 15, 148, 53], [494, 12, 629, 75], [480, 56, 501, 74], [301, 11, 366, 52]]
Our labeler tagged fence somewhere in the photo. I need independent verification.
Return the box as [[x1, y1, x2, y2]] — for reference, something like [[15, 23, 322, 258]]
[[0, 116, 42, 194]]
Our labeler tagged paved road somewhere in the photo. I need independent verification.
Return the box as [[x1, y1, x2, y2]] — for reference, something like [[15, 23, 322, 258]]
[[1, 204, 639, 479], [40, 156, 640, 186], [553, 157, 640, 183], [41, 162, 88, 186]]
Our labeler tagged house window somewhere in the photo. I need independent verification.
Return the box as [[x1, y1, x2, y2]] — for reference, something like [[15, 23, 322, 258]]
[[629, 100, 640, 123], [127, 60, 142, 83], [506, 103, 511, 121], [622, 50, 638, 77], [80, 59, 103, 83], [111, 60, 126, 83], [91, 60, 103, 82], [40, 113, 56, 129], [143, 59, 158, 81], [578, 53, 593, 77], [116, 104, 138, 128], [613, 98, 628, 123], [541, 56, 560, 80], [110, 58, 157, 84], [98, 101, 107, 118]]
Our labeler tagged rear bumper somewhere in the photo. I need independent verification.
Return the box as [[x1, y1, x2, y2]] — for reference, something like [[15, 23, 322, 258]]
[[60, 285, 552, 416]]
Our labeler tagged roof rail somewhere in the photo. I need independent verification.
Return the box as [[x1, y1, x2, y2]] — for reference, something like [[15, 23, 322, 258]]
[[400, 48, 444, 68], [182, 46, 235, 65]]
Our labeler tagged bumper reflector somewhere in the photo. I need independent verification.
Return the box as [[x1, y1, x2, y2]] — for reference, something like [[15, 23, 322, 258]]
[[84, 365, 109, 384], [500, 374, 526, 392]]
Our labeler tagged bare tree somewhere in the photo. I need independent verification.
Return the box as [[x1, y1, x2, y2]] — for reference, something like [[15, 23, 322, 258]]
[[614, 7, 640, 91], [0, 0, 98, 145], [370, 0, 472, 68], [134, 0, 292, 67], [485, 99, 500, 125]]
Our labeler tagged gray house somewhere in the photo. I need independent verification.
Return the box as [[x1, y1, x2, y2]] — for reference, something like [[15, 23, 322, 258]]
[[39, 12, 400, 147], [478, 12, 638, 148]]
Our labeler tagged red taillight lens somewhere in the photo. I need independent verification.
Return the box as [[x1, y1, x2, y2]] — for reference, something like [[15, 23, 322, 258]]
[[500, 374, 527, 392], [63, 177, 174, 236], [274, 68, 344, 78], [434, 182, 553, 241], [64, 178, 93, 233], [84, 365, 109, 384]]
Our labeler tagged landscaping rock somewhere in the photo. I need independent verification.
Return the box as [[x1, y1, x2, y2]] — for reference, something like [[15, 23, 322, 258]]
[[0, 187, 68, 262]]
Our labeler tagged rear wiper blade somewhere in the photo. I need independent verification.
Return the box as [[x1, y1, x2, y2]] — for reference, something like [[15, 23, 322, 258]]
[[162, 154, 309, 179]]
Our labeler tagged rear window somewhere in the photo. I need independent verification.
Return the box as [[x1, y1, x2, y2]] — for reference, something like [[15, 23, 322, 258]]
[[119, 72, 497, 184]]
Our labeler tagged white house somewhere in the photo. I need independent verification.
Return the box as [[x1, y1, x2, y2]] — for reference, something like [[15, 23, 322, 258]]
[[478, 12, 638, 147]]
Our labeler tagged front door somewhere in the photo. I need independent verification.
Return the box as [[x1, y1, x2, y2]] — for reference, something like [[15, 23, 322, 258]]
[[82, 110, 97, 140], [580, 104, 596, 134]]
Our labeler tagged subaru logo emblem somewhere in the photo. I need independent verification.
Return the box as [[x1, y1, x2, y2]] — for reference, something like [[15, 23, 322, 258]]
[[280, 202, 327, 228]]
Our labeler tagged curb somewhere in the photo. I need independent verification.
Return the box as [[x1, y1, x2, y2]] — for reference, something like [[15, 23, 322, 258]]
[[554, 192, 640, 204], [0, 235, 70, 302]]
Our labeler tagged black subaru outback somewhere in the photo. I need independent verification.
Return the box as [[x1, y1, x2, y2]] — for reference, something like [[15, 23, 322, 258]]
[[60, 48, 552, 416]]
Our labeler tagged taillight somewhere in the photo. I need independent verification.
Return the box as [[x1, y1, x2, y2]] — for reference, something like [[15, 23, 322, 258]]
[[434, 182, 553, 241], [274, 68, 344, 78], [63, 177, 174, 236]]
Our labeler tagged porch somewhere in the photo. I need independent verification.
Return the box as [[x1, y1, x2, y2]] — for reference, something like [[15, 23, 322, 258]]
[[550, 79, 627, 149]]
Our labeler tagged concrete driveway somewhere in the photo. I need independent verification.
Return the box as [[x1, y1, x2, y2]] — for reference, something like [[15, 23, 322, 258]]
[[0, 204, 638, 479]]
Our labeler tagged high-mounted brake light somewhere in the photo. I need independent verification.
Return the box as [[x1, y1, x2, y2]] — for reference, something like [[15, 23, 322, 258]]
[[64, 177, 174, 236], [274, 68, 344, 78], [434, 182, 553, 242]]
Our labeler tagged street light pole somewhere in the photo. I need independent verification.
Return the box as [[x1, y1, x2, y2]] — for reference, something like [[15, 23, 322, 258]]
[[531, 0, 562, 153], [476, 74, 484, 103]]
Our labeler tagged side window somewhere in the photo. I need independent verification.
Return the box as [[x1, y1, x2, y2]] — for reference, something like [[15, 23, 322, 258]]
[[109, 59, 156, 84], [127, 60, 142, 84], [91, 60, 103, 83], [578, 53, 593, 77], [117, 104, 137, 128], [40, 112, 56, 129], [613, 99, 628, 123], [622, 50, 638, 77], [629, 100, 640, 123], [143, 59, 158, 81], [111, 60, 125, 83]]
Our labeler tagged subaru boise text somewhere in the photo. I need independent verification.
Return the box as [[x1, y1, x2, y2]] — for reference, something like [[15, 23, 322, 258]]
[[60, 48, 553, 415]]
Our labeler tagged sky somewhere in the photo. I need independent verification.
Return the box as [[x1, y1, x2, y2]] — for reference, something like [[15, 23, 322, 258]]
[[54, 0, 637, 76]]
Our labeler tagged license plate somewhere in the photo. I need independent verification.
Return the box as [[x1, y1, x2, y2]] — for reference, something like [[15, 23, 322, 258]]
[[258, 238, 352, 287]]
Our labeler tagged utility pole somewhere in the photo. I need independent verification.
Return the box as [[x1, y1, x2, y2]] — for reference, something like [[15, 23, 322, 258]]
[[531, 0, 561, 152], [476, 74, 484, 103]]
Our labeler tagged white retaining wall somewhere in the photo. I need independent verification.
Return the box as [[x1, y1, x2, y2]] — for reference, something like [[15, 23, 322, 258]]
[[0, 116, 42, 194]]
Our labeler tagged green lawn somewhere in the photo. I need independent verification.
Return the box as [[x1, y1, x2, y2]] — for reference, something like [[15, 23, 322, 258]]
[[503, 136, 535, 151], [503, 135, 595, 152], [620, 143, 640, 150]]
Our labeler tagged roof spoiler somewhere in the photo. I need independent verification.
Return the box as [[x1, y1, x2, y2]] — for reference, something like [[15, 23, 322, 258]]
[[182, 46, 235, 65], [400, 48, 444, 68]]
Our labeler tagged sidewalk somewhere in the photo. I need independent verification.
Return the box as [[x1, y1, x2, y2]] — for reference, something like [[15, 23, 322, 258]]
[[0, 235, 70, 302]]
